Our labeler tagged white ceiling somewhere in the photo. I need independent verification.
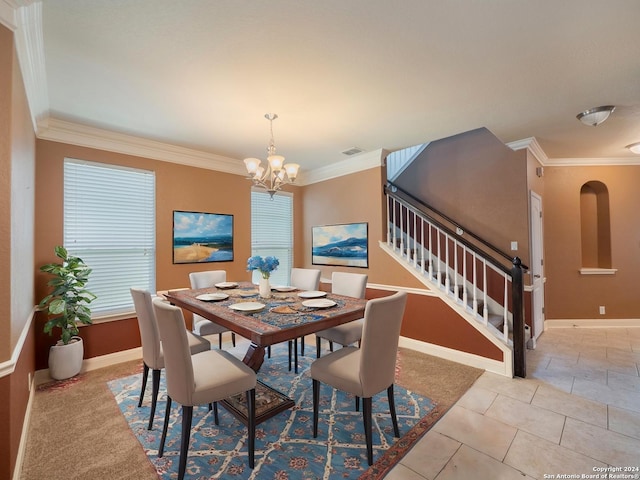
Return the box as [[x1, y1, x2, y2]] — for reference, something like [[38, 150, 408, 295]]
[[27, 1, 640, 172]]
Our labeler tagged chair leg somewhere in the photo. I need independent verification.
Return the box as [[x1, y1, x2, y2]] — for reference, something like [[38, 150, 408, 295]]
[[148, 368, 161, 430], [329, 340, 334, 352], [355, 396, 360, 412], [178, 406, 193, 480], [362, 397, 373, 466], [316, 336, 321, 358], [213, 402, 219, 425], [246, 389, 256, 468], [288, 341, 292, 371], [312, 379, 320, 437], [294, 338, 299, 374], [387, 385, 400, 437], [218, 333, 223, 349], [268, 345, 271, 358], [138, 363, 149, 407], [158, 396, 172, 457], [300, 335, 305, 356], [231, 333, 236, 347]]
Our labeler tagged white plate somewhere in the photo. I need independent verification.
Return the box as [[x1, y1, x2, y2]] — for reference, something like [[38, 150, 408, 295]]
[[215, 282, 238, 289], [196, 293, 228, 301], [273, 285, 296, 292], [228, 302, 265, 313], [302, 299, 337, 309], [298, 290, 327, 299]]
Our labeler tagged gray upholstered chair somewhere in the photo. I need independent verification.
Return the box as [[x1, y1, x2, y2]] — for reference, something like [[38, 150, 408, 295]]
[[152, 298, 256, 479], [315, 272, 368, 357], [130, 287, 210, 430], [287, 267, 321, 372], [311, 290, 407, 465], [189, 270, 236, 348]]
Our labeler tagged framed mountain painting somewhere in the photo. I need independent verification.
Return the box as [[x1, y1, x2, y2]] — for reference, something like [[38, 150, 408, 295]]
[[312, 222, 368, 268]]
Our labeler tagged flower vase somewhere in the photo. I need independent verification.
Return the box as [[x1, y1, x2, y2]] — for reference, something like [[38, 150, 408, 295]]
[[259, 276, 271, 298]]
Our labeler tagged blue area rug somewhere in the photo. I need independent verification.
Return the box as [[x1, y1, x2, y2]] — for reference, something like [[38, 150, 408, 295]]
[[107, 344, 437, 479]]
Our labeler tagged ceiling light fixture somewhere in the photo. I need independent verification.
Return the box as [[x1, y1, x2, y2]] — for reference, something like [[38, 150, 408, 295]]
[[626, 142, 640, 155], [244, 113, 299, 198], [576, 105, 616, 126]]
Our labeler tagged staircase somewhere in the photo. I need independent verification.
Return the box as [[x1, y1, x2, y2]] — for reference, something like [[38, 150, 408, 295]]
[[383, 183, 528, 377]]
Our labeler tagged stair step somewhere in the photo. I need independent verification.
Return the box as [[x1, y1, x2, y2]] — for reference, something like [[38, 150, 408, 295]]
[[488, 314, 504, 330]]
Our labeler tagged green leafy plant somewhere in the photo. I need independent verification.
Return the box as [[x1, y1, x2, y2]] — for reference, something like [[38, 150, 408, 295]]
[[39, 246, 97, 345]]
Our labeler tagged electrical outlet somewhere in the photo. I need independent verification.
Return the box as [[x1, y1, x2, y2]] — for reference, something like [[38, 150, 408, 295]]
[[599, 306, 606, 315], [510, 241, 518, 251]]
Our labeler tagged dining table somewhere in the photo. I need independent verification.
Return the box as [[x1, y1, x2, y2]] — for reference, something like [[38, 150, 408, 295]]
[[164, 281, 367, 424]]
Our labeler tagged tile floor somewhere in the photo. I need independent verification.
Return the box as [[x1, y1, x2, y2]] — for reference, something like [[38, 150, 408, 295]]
[[385, 327, 640, 480]]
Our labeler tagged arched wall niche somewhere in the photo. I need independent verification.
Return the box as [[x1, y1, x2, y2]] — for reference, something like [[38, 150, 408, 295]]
[[580, 180, 611, 268]]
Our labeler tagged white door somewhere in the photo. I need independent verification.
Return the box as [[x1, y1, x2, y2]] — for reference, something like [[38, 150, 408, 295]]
[[530, 191, 545, 341]]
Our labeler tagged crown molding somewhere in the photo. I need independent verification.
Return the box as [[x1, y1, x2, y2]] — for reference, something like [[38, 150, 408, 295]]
[[14, 1, 48, 131], [507, 137, 549, 165], [38, 118, 247, 175], [543, 157, 640, 167], [297, 148, 386, 185], [0, 0, 18, 31]]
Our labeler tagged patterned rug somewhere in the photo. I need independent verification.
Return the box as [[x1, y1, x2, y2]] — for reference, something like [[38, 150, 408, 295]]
[[108, 344, 437, 479]]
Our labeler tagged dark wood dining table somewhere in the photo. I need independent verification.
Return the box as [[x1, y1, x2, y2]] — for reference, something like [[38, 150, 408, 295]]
[[164, 282, 367, 424], [165, 281, 367, 372]]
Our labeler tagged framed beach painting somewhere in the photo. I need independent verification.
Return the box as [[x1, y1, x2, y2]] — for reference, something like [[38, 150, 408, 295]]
[[173, 211, 234, 264], [312, 222, 368, 268]]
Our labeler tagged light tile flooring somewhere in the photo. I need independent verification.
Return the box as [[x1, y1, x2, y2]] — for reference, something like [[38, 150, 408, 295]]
[[386, 327, 640, 480]]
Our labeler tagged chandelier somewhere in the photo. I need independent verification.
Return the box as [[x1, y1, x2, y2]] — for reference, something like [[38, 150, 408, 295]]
[[244, 113, 299, 197]]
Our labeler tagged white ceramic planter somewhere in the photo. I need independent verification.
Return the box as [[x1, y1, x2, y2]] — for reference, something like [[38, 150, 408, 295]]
[[49, 336, 84, 380]]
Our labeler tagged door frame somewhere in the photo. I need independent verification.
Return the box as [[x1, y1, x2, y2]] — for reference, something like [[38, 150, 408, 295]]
[[530, 190, 545, 343]]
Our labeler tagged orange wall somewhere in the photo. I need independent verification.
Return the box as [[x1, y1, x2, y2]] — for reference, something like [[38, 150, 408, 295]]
[[35, 140, 262, 300], [544, 165, 640, 319], [34, 140, 284, 362], [393, 128, 530, 263], [1, 23, 37, 480], [523, 150, 640, 325]]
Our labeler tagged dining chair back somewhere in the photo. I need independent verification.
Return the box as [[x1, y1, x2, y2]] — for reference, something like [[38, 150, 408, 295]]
[[310, 290, 407, 465], [285, 268, 321, 371], [290, 267, 321, 291], [130, 287, 210, 430], [152, 298, 257, 479], [315, 272, 368, 357], [188, 270, 235, 348]]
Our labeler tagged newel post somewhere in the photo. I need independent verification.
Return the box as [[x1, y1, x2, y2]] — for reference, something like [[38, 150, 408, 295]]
[[511, 257, 526, 378]]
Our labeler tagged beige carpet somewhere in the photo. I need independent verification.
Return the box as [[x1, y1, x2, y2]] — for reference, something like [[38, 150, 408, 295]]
[[20, 347, 482, 480]]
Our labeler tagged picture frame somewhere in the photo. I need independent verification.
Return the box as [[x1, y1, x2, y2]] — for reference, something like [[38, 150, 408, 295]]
[[173, 210, 234, 264], [312, 222, 368, 268]]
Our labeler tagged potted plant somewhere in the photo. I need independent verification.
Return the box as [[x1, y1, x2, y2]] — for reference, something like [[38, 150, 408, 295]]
[[39, 245, 97, 380]]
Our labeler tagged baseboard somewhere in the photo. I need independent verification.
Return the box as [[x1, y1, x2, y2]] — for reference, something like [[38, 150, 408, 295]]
[[35, 347, 142, 386], [398, 336, 512, 377], [545, 318, 640, 329], [13, 375, 36, 480]]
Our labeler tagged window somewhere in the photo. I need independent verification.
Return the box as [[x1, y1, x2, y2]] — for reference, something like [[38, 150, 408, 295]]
[[64, 159, 156, 317], [250, 190, 293, 286]]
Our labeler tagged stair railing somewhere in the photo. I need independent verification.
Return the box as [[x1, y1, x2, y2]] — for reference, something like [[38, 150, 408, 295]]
[[385, 182, 529, 377]]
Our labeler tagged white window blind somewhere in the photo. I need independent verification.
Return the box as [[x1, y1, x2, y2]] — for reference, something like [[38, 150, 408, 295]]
[[64, 159, 156, 317], [251, 190, 293, 286]]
